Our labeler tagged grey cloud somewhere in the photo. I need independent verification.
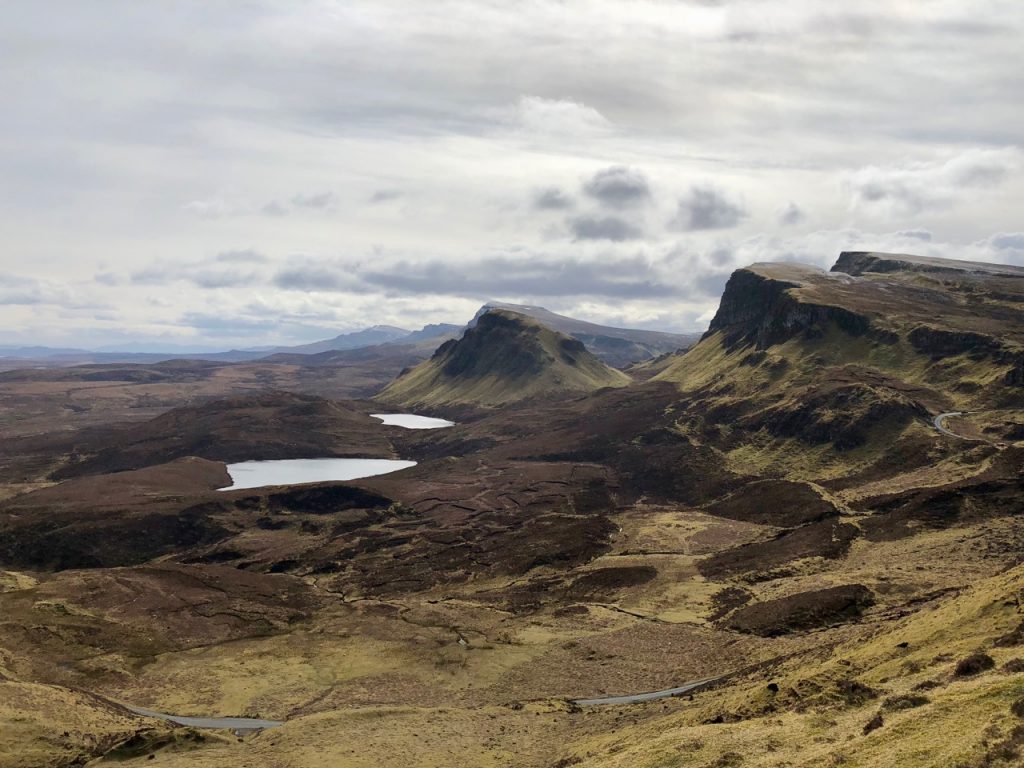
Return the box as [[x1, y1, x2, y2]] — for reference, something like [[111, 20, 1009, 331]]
[[0, 274, 87, 308], [894, 229, 933, 242], [94, 272, 121, 286], [273, 267, 359, 292], [532, 187, 574, 210], [778, 202, 805, 226], [988, 233, 1024, 250], [188, 270, 260, 289], [131, 267, 259, 289], [360, 254, 683, 299], [180, 311, 280, 335], [568, 215, 643, 241], [261, 200, 289, 217], [292, 191, 336, 209], [582, 166, 651, 208], [215, 248, 268, 264], [131, 254, 265, 288], [694, 271, 730, 298], [0, 288, 48, 306], [671, 186, 748, 231], [370, 189, 403, 203], [708, 247, 734, 266], [130, 267, 185, 284], [183, 195, 335, 219]]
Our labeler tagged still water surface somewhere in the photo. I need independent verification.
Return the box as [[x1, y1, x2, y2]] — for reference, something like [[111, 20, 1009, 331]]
[[371, 413, 455, 429], [219, 458, 416, 491]]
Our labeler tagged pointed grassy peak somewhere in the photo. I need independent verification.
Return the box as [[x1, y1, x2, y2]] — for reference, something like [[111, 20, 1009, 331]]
[[377, 308, 630, 409]]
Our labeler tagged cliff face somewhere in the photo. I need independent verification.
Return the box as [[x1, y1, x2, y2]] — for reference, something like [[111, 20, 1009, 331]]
[[700, 253, 1024, 392], [655, 250, 1024, 459], [706, 265, 875, 350], [833, 250, 1024, 278]]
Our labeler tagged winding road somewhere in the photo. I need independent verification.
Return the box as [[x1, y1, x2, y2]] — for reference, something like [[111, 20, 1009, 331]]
[[119, 676, 726, 732], [933, 411, 968, 438], [571, 677, 721, 706], [121, 703, 283, 733]]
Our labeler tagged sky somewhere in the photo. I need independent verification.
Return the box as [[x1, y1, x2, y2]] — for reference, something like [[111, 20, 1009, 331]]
[[1, 0, 1023, 350]]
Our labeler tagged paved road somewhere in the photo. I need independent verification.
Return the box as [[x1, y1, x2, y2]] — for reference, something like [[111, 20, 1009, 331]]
[[122, 703, 283, 733], [933, 411, 966, 438], [571, 677, 720, 706]]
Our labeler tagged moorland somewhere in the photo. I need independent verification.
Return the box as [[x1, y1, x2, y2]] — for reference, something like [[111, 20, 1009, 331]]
[[1, 251, 1023, 768]]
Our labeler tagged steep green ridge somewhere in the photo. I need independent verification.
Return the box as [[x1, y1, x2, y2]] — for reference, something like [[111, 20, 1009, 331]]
[[477, 301, 698, 366], [652, 251, 1023, 482], [378, 309, 630, 408]]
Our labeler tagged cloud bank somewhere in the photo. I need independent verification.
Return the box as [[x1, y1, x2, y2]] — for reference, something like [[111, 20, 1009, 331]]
[[1, 1, 1021, 347]]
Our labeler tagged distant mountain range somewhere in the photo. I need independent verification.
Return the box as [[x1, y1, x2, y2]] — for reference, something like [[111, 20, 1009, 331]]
[[0, 305, 698, 369], [0, 325, 461, 366], [258, 326, 412, 355]]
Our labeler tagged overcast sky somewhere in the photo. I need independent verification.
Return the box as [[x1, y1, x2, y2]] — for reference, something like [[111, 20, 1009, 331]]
[[2, 0, 1022, 349]]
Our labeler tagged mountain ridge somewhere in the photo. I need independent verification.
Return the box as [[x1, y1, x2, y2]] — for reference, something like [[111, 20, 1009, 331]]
[[476, 301, 699, 366]]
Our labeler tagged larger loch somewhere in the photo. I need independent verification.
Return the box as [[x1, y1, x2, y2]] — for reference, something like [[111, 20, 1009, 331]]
[[218, 412, 452, 491]]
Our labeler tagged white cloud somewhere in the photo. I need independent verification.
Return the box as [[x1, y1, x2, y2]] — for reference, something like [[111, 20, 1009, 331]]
[[505, 96, 612, 137], [844, 147, 1021, 216], [182, 198, 239, 219]]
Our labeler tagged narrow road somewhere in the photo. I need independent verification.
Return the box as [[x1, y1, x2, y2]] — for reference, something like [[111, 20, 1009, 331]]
[[933, 411, 966, 438], [121, 703, 283, 733], [119, 679, 724, 731], [571, 677, 720, 706]]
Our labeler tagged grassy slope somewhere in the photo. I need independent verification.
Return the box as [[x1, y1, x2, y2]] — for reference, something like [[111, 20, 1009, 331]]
[[567, 563, 1024, 768], [652, 321, 1011, 485]]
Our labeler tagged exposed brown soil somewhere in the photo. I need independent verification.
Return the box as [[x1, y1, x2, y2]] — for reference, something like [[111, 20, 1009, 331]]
[[53, 391, 396, 479], [0, 459, 232, 569]]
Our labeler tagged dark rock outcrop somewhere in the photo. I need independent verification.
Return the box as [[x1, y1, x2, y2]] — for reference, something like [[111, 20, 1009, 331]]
[[908, 326, 1004, 360], [703, 480, 838, 527], [748, 382, 928, 450], [723, 584, 874, 636], [699, 520, 859, 579]]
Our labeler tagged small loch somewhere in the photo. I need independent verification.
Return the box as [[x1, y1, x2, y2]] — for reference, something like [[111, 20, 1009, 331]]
[[219, 458, 417, 491], [371, 413, 455, 429]]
